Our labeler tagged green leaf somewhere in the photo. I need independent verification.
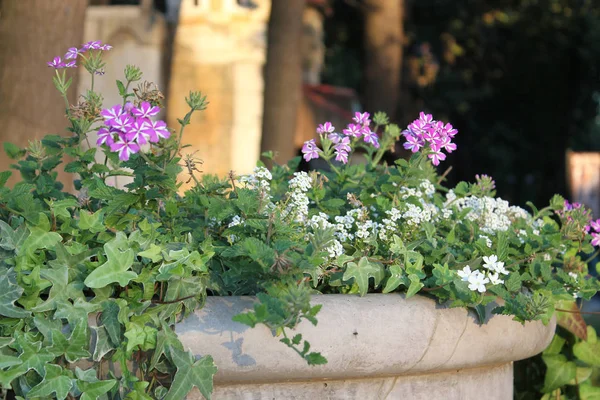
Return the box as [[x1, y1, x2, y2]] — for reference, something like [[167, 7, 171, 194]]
[[544, 335, 566, 356], [84, 232, 138, 288], [79, 209, 106, 233], [573, 326, 600, 366], [79, 379, 117, 400], [150, 321, 184, 371], [92, 325, 114, 362], [0, 170, 11, 187], [0, 268, 30, 318], [0, 220, 28, 251], [406, 273, 424, 298], [117, 79, 127, 96], [27, 364, 73, 400], [3, 142, 25, 159], [101, 300, 122, 345], [542, 354, 577, 393], [580, 382, 600, 400], [20, 214, 62, 258], [382, 264, 405, 293], [164, 348, 217, 400], [124, 321, 157, 353], [48, 320, 91, 362], [342, 257, 385, 297], [568, 367, 593, 385]]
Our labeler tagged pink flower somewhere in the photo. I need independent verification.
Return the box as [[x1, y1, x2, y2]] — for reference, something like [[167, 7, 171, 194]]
[[133, 101, 160, 119], [419, 112, 433, 124], [316, 122, 335, 134], [302, 139, 320, 162], [592, 232, 600, 247], [145, 120, 170, 141], [112, 114, 134, 132], [353, 112, 371, 127], [82, 40, 102, 50], [590, 219, 600, 232], [343, 123, 363, 138], [335, 149, 348, 164], [362, 128, 379, 148], [65, 47, 83, 60], [47, 57, 65, 69], [438, 136, 457, 153], [334, 136, 351, 153], [97, 128, 115, 146], [101, 104, 124, 126], [126, 118, 151, 145], [403, 133, 422, 153], [110, 137, 140, 161], [328, 132, 341, 143], [428, 149, 446, 166]]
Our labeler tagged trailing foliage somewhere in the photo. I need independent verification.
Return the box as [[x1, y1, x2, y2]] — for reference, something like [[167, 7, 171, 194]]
[[1, 42, 599, 399]]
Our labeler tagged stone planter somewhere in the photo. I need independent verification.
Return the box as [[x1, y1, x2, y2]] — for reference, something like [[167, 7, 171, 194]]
[[176, 294, 555, 400]]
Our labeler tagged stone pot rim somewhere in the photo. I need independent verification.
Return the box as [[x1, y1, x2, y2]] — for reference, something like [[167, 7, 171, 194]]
[[176, 293, 555, 384]]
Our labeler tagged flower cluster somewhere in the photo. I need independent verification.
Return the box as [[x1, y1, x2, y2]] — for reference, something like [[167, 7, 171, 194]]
[[457, 255, 509, 293], [402, 112, 457, 166], [99, 102, 170, 161], [47, 40, 112, 70], [301, 112, 379, 164]]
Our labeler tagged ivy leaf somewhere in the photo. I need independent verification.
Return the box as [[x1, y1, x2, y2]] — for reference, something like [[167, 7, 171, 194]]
[[26, 364, 73, 400], [78, 209, 106, 233], [84, 232, 138, 288], [542, 354, 577, 393], [20, 213, 62, 258], [0, 268, 30, 318], [150, 321, 184, 371], [48, 320, 91, 362], [556, 300, 587, 340], [92, 325, 114, 362], [342, 257, 384, 297], [406, 273, 425, 298], [382, 264, 405, 293], [573, 326, 600, 366], [78, 378, 117, 400], [0, 220, 28, 252], [580, 382, 600, 400], [124, 321, 157, 353], [101, 300, 123, 346], [164, 347, 217, 400]]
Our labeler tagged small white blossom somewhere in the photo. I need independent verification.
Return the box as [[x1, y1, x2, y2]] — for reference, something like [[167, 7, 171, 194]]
[[479, 235, 492, 248], [468, 270, 489, 293], [487, 272, 504, 285], [543, 253, 552, 261], [569, 272, 578, 280], [228, 215, 244, 228], [457, 266, 473, 282]]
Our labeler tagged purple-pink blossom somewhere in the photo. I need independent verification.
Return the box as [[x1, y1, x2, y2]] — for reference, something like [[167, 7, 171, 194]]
[[82, 41, 102, 51], [343, 123, 363, 138], [317, 122, 335, 135], [353, 112, 371, 127], [402, 112, 458, 166], [302, 139, 320, 162], [133, 101, 160, 119], [592, 232, 600, 247], [362, 128, 380, 148], [47, 57, 65, 69], [335, 149, 349, 164], [110, 137, 140, 161], [65, 47, 83, 60], [334, 136, 351, 153]]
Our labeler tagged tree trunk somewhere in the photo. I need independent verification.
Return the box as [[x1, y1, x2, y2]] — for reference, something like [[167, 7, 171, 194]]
[[260, 0, 306, 166], [363, 0, 404, 121], [0, 0, 87, 190]]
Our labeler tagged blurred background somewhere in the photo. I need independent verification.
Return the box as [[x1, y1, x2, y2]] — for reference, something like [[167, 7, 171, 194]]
[[1, 0, 600, 209]]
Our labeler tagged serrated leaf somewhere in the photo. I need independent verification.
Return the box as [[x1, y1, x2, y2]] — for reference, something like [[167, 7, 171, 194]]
[[164, 348, 217, 400], [343, 257, 384, 297], [3, 142, 25, 159], [84, 232, 137, 288], [26, 364, 73, 400]]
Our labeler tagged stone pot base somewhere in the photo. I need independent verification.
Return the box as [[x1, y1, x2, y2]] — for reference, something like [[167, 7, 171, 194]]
[[189, 362, 512, 399]]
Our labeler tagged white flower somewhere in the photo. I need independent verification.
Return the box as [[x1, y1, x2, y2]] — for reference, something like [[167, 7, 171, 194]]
[[457, 266, 473, 282], [487, 272, 504, 285], [228, 215, 244, 228], [494, 262, 509, 275], [543, 253, 552, 261], [482, 255, 499, 270], [467, 270, 489, 293], [569, 272, 578, 280], [479, 235, 492, 248]]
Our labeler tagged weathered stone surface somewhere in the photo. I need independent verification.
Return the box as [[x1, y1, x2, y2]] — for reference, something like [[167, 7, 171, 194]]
[[167, 0, 269, 188], [177, 294, 555, 399]]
